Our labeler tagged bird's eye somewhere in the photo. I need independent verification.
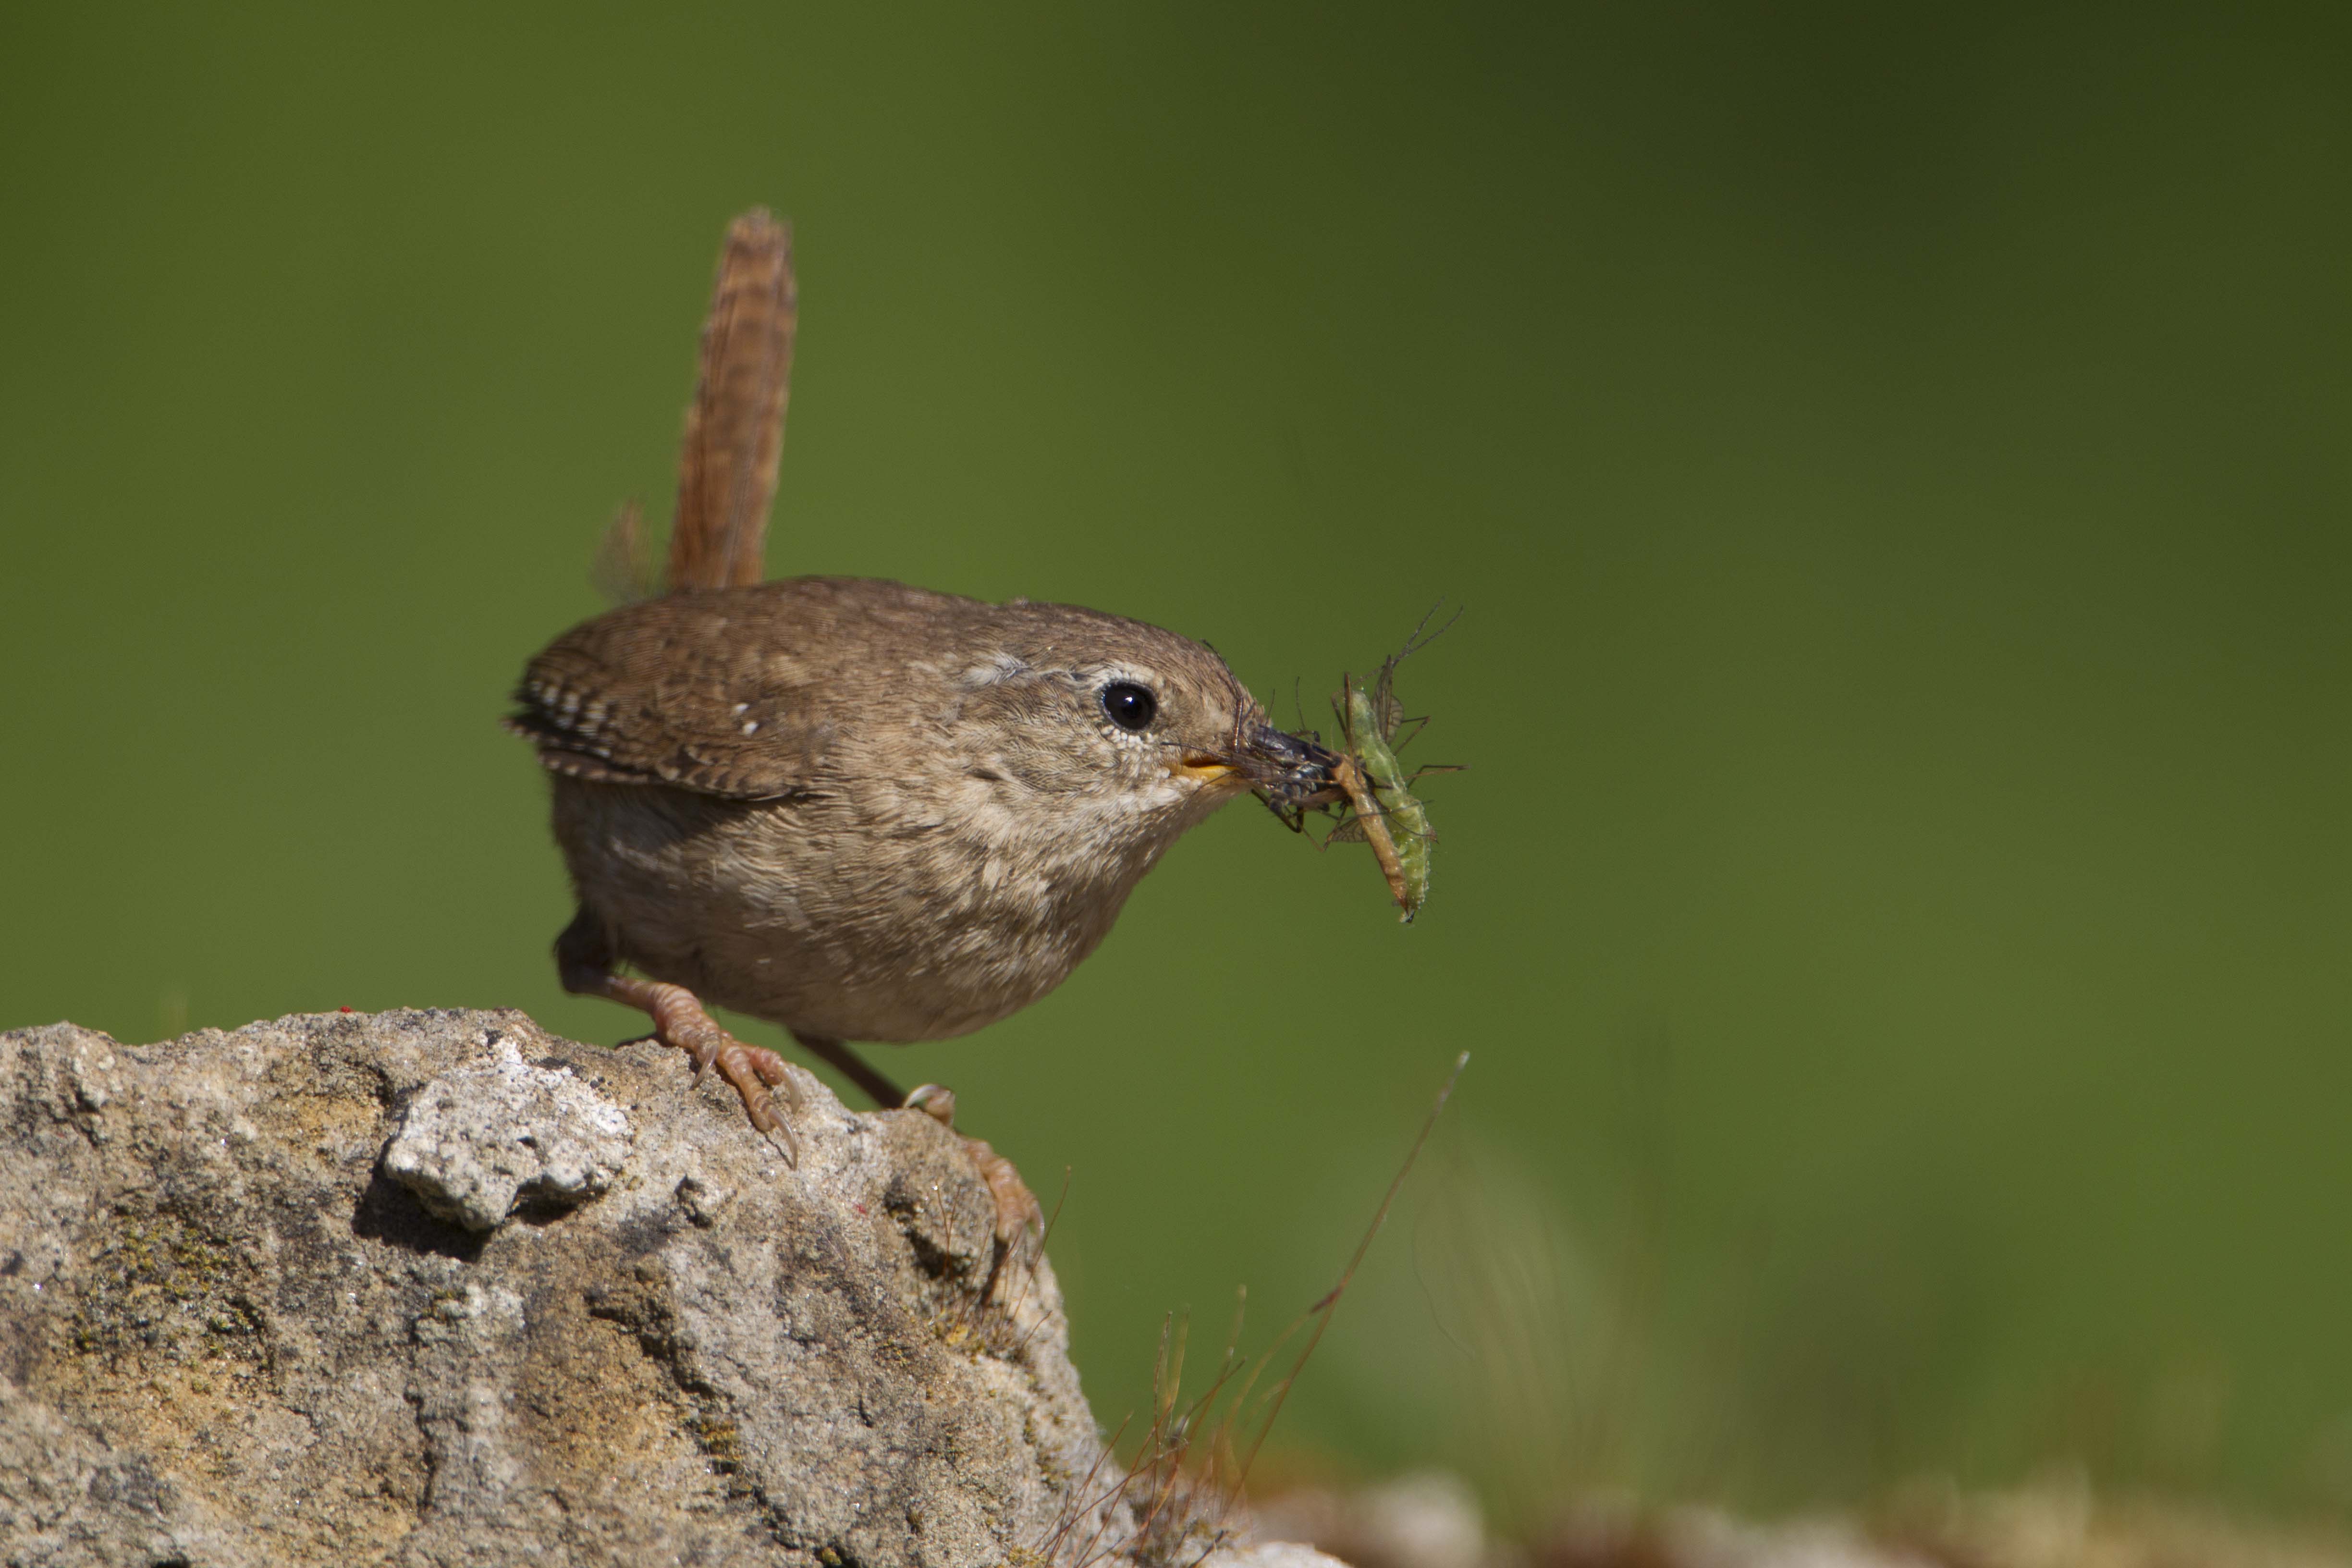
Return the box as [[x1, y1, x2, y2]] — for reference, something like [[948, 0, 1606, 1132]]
[[1100, 681, 1157, 733]]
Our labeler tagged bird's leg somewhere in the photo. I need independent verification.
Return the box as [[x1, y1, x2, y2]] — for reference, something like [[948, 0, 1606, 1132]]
[[556, 908, 803, 1161], [787, 1030, 908, 1112], [791, 1033, 1044, 1268]]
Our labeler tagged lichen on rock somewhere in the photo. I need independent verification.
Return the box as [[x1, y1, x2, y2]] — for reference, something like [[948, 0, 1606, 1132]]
[[380, 1026, 634, 1231]]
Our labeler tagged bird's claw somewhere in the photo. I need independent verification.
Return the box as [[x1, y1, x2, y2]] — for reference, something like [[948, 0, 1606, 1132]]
[[706, 1038, 802, 1164], [647, 1009, 802, 1162], [969, 1136, 1045, 1252], [760, 1117, 798, 1164]]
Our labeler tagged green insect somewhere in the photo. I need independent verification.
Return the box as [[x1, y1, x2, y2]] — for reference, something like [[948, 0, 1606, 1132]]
[[1324, 612, 1460, 923]]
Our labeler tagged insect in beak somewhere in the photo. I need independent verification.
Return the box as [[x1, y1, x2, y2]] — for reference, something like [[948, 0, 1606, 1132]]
[[1243, 723, 1345, 825]]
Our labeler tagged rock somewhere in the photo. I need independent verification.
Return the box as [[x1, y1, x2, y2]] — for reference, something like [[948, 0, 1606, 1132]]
[[1207, 1548, 1355, 1568], [0, 1009, 1346, 1568], [380, 1030, 635, 1231], [1256, 1476, 1945, 1568], [1254, 1471, 1487, 1568]]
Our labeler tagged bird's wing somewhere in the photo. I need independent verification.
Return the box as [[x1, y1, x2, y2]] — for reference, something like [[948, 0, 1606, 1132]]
[[506, 591, 833, 801]]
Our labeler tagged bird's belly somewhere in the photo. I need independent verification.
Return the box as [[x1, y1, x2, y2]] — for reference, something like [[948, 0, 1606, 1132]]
[[553, 780, 1134, 1043], [694, 917, 1081, 1043]]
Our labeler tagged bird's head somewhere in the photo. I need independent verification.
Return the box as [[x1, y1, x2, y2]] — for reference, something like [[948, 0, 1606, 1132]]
[[948, 602, 1342, 849]]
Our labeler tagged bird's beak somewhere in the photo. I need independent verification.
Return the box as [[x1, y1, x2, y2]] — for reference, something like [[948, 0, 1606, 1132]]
[[1174, 723, 1343, 801], [1174, 755, 1243, 784]]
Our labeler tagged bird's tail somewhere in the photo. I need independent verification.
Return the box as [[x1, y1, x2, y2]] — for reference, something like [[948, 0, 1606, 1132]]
[[665, 208, 796, 591]]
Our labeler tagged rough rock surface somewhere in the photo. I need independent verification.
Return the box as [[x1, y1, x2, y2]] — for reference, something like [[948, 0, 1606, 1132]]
[[0, 1009, 1316, 1568]]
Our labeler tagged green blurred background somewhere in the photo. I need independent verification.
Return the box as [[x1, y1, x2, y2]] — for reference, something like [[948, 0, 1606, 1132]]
[[4, 0, 2348, 1525]]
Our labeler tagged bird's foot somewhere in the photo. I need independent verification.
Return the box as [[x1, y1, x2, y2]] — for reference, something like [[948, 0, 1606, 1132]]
[[617, 978, 805, 1163], [906, 1084, 1045, 1276], [555, 911, 805, 1160]]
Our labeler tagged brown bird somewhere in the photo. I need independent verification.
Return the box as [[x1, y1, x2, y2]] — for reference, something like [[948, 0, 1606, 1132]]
[[508, 212, 1338, 1226]]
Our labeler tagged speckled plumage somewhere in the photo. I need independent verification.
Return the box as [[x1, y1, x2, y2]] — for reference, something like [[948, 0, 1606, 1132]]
[[510, 575, 1301, 1044], [504, 211, 1339, 1197]]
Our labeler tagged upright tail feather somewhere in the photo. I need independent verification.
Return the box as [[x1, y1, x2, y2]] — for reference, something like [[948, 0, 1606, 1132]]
[[667, 209, 796, 590]]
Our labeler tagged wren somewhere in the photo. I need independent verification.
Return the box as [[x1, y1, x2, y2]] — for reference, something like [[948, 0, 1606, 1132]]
[[508, 212, 1339, 1210]]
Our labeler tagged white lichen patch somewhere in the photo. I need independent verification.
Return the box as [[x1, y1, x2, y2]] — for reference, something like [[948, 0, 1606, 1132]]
[[382, 1029, 633, 1231]]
